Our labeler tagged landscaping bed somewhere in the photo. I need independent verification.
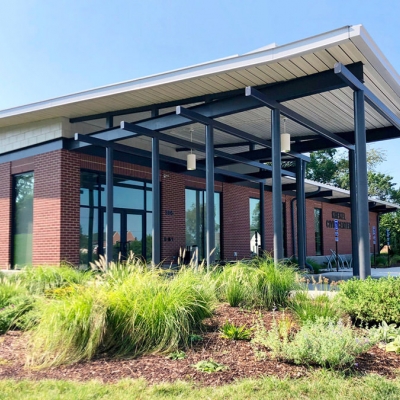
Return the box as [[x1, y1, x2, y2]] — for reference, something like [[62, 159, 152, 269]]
[[1, 303, 399, 386]]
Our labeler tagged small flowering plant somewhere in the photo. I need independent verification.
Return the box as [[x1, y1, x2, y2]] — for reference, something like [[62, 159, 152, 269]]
[[252, 317, 372, 370]]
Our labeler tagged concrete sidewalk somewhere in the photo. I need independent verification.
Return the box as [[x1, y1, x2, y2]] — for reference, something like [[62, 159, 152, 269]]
[[303, 266, 400, 293], [312, 266, 400, 282]]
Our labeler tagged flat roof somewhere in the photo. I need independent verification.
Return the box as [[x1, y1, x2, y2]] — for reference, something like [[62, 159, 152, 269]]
[[1, 24, 399, 132]]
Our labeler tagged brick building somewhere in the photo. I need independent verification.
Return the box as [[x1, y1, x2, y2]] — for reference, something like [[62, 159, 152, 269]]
[[1, 25, 400, 276]]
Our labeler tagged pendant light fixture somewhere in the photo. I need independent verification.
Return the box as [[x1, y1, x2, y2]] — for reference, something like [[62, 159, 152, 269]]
[[187, 128, 196, 170], [281, 117, 291, 153]]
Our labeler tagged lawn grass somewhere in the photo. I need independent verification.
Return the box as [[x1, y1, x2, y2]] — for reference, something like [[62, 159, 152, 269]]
[[0, 371, 399, 400]]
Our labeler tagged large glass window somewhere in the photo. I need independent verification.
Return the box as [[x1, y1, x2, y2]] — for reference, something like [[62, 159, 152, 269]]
[[185, 189, 221, 260], [13, 172, 34, 267], [249, 198, 260, 254], [314, 208, 323, 256], [79, 171, 152, 265]]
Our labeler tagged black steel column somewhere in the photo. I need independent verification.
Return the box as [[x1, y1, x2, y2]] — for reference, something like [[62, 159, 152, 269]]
[[271, 109, 283, 263], [296, 159, 306, 269], [349, 149, 359, 276], [205, 124, 215, 268], [354, 90, 371, 279], [259, 181, 266, 252], [152, 137, 161, 265], [151, 109, 161, 265], [105, 146, 114, 265]]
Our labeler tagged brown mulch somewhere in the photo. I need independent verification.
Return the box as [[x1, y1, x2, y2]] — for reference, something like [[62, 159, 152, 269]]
[[0, 304, 399, 386]]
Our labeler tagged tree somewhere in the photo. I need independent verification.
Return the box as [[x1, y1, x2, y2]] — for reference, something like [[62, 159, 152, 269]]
[[305, 149, 338, 184]]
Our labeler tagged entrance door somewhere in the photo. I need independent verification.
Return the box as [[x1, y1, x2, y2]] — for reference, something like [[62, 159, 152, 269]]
[[104, 210, 144, 261]]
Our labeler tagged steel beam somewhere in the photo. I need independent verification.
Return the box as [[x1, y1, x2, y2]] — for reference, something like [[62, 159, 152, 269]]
[[246, 86, 355, 150], [271, 108, 284, 263], [354, 90, 371, 279], [259, 182, 266, 252], [177, 106, 309, 161], [306, 190, 333, 199], [205, 124, 215, 268], [335, 63, 400, 131], [296, 159, 306, 269], [120, 121, 295, 177], [105, 146, 114, 265], [75, 131, 265, 184], [175, 140, 251, 152]]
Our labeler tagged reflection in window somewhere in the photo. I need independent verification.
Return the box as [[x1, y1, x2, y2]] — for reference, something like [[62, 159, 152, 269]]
[[79, 171, 152, 265], [249, 198, 260, 254], [13, 172, 34, 267], [185, 189, 221, 260], [314, 208, 323, 256]]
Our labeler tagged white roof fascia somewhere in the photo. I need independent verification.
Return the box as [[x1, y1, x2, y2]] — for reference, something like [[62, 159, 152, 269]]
[[0, 25, 356, 120], [287, 175, 400, 209], [349, 24, 400, 100]]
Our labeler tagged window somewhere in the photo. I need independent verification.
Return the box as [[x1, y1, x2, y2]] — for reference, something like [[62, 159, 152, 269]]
[[79, 171, 152, 265], [314, 208, 323, 256], [13, 172, 34, 267], [249, 198, 260, 254], [185, 189, 221, 260]]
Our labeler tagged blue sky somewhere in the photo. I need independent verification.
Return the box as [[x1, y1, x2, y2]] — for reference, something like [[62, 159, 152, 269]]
[[1, 0, 400, 185]]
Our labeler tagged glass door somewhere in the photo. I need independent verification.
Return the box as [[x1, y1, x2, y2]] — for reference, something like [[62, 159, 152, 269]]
[[103, 210, 144, 261], [126, 213, 143, 259]]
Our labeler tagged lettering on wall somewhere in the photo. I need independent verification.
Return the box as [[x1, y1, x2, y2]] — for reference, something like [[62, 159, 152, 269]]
[[326, 211, 351, 229]]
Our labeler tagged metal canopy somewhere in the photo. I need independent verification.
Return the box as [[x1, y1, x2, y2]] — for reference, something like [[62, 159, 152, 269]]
[[3, 25, 400, 277]]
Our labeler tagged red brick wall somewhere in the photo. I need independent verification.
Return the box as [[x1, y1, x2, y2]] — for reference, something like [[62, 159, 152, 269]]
[[0, 151, 383, 266], [32, 150, 81, 265], [0, 163, 11, 269], [60, 152, 80, 264]]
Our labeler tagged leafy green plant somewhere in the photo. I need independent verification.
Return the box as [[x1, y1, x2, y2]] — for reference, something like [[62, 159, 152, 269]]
[[219, 321, 252, 340], [337, 277, 400, 324], [289, 292, 340, 324], [252, 317, 372, 370], [167, 350, 186, 360], [368, 321, 400, 354], [188, 334, 203, 343], [368, 321, 400, 344], [192, 359, 228, 373], [385, 336, 400, 353]]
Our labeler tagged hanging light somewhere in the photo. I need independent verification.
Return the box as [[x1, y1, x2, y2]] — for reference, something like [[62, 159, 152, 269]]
[[281, 117, 291, 153], [187, 128, 196, 170]]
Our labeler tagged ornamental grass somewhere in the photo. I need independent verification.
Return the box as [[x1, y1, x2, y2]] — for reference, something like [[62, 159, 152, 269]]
[[26, 263, 216, 368]]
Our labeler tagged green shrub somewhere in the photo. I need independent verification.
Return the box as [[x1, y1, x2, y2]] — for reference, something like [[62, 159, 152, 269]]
[[337, 277, 400, 324], [219, 321, 252, 340], [252, 317, 372, 370], [289, 292, 340, 324], [306, 258, 322, 274], [371, 255, 389, 267]]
